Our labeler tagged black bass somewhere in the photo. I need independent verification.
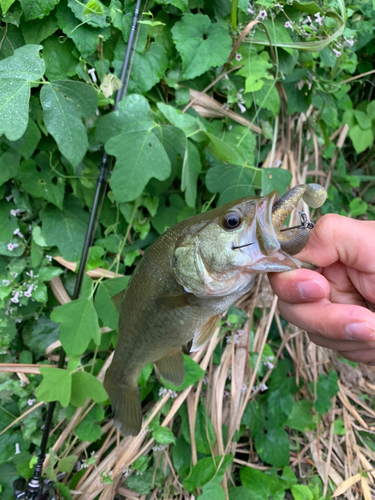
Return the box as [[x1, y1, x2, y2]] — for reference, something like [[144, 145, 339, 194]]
[[104, 184, 326, 435]]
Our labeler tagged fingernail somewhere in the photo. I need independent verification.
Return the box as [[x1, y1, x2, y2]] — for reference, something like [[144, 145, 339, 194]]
[[297, 279, 326, 300], [345, 322, 375, 341]]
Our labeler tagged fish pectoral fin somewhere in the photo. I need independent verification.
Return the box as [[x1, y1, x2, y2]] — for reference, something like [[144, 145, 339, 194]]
[[153, 292, 197, 311], [111, 290, 126, 313], [191, 314, 221, 353], [154, 349, 185, 387]]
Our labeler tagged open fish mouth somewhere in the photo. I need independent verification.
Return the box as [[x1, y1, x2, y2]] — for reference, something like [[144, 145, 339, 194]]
[[271, 184, 327, 256]]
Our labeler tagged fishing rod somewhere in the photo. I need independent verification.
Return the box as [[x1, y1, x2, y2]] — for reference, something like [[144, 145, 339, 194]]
[[17, 1, 143, 499]]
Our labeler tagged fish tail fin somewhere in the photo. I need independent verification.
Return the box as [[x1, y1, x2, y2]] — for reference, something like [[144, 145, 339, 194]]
[[104, 373, 142, 436]]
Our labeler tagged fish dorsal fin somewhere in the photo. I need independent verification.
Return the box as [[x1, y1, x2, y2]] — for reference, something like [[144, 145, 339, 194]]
[[111, 290, 125, 314], [153, 292, 197, 311], [191, 314, 220, 353], [154, 348, 185, 387]]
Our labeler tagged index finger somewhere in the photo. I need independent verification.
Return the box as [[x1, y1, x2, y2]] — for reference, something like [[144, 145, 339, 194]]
[[295, 214, 375, 273]]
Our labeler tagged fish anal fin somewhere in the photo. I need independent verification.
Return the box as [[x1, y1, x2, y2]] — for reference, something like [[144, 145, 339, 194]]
[[154, 349, 185, 386], [154, 292, 197, 311], [111, 290, 125, 314], [191, 314, 220, 353]]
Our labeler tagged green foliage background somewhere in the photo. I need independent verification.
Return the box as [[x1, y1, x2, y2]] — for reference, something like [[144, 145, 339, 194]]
[[0, 0, 374, 498]]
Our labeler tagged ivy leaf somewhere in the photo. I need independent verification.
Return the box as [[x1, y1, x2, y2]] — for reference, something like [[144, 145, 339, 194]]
[[68, 0, 108, 29], [40, 80, 97, 168], [42, 36, 78, 81], [94, 276, 130, 330], [40, 195, 90, 261], [198, 482, 225, 500], [224, 126, 256, 166], [349, 124, 374, 154], [36, 367, 72, 407], [0, 151, 20, 186], [171, 14, 232, 80], [261, 168, 292, 196], [22, 15, 58, 44], [106, 129, 171, 203], [157, 103, 200, 136], [50, 298, 100, 356], [206, 161, 261, 205], [70, 371, 108, 407], [183, 454, 233, 492], [75, 405, 105, 442], [19, 0, 60, 21], [236, 52, 273, 93], [56, 6, 111, 58], [182, 140, 201, 207], [18, 159, 65, 209], [253, 82, 280, 117], [113, 41, 168, 94], [314, 370, 339, 415], [152, 426, 176, 445], [0, 45, 45, 141], [254, 427, 290, 467], [205, 132, 247, 166]]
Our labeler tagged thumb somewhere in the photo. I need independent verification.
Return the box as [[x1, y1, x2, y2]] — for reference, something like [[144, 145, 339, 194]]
[[295, 214, 375, 273]]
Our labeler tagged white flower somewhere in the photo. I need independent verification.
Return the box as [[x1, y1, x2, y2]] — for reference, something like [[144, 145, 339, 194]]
[[122, 467, 130, 477], [274, 2, 283, 9], [333, 49, 341, 57], [24, 285, 34, 298], [284, 21, 293, 29], [27, 398, 36, 406], [168, 389, 177, 398], [344, 37, 355, 47], [158, 387, 167, 397], [46, 255, 53, 262], [222, 103, 230, 110], [238, 102, 247, 114], [258, 10, 267, 20], [11, 291, 20, 304], [15, 443, 20, 455], [13, 228, 23, 238], [247, 2, 254, 14], [2, 280, 10, 286], [235, 53, 242, 61], [7, 243, 19, 251], [264, 361, 274, 370], [260, 383, 268, 392], [314, 12, 323, 26], [5, 194, 13, 202], [10, 209, 23, 217], [88, 68, 97, 83], [228, 125, 233, 131], [302, 16, 312, 25], [223, 390, 230, 397], [237, 329, 244, 336], [241, 383, 247, 394]]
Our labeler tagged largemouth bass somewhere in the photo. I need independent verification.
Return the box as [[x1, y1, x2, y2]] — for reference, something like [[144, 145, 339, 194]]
[[104, 184, 326, 435]]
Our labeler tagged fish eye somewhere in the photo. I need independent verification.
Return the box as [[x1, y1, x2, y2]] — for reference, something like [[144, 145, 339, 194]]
[[222, 212, 241, 230]]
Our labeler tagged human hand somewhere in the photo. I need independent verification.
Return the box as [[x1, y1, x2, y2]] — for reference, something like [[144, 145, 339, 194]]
[[269, 214, 375, 365]]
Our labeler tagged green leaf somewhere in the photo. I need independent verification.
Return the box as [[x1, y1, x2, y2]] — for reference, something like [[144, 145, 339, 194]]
[[241, 401, 264, 435], [314, 370, 339, 415], [162, 354, 205, 391], [228, 486, 253, 500], [23, 317, 60, 356], [205, 132, 247, 166], [198, 482, 225, 500], [171, 14, 232, 80], [224, 126, 256, 166], [183, 455, 233, 492], [57, 455, 78, 474], [152, 426, 176, 445], [349, 124, 374, 154], [10, 120, 41, 160], [236, 52, 273, 93], [0, 0, 16, 14], [106, 129, 171, 203], [50, 298, 100, 356], [70, 371, 108, 407], [113, 41, 168, 94], [206, 161, 260, 205], [291, 484, 314, 500], [42, 36, 78, 81], [333, 419, 346, 436], [94, 276, 130, 330], [0, 45, 45, 141], [193, 402, 216, 454], [353, 109, 371, 129], [349, 197, 368, 217], [0, 151, 20, 186], [157, 103, 200, 136], [56, 483, 73, 500], [240, 468, 279, 499], [68, 0, 108, 29], [75, 405, 104, 442], [261, 168, 292, 196], [151, 194, 186, 234], [172, 435, 192, 476], [40, 80, 97, 168], [56, 6, 111, 58], [254, 427, 290, 467], [286, 401, 315, 432], [36, 367, 72, 407], [182, 140, 201, 207], [22, 15, 58, 44], [13, 451, 33, 480], [40, 195, 90, 261], [367, 101, 375, 121], [18, 159, 65, 209], [253, 82, 280, 117], [20, 0, 60, 20]]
